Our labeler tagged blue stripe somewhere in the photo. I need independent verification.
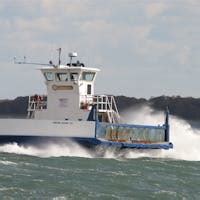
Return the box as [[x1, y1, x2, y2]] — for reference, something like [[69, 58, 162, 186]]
[[0, 135, 173, 150], [98, 140, 173, 150]]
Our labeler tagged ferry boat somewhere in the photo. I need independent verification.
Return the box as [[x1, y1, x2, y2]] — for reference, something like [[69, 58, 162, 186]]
[[0, 50, 173, 149]]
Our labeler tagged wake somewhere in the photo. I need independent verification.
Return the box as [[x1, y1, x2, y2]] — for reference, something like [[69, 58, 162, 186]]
[[0, 106, 199, 161]]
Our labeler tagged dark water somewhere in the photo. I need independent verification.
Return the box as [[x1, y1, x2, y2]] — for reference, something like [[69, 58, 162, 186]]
[[0, 151, 199, 200]]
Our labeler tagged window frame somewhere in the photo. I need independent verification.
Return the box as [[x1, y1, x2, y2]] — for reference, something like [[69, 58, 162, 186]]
[[44, 72, 54, 81], [56, 73, 69, 82], [70, 72, 79, 81], [81, 72, 96, 82]]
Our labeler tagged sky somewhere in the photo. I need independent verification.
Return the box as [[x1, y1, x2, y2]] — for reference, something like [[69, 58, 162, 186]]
[[0, 0, 200, 99]]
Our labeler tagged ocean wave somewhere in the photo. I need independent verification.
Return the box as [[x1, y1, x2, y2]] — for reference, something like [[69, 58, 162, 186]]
[[0, 141, 92, 158]]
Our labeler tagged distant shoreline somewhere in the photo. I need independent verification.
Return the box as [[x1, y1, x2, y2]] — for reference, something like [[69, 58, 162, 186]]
[[1, 95, 200, 126]]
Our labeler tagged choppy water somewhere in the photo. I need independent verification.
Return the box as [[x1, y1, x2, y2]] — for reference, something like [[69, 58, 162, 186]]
[[0, 153, 199, 200], [0, 107, 200, 199]]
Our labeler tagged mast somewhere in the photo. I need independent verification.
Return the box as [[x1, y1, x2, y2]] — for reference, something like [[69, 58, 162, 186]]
[[57, 48, 61, 66]]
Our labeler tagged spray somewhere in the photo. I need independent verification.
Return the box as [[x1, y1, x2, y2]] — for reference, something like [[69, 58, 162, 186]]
[[0, 141, 93, 158], [120, 106, 200, 161]]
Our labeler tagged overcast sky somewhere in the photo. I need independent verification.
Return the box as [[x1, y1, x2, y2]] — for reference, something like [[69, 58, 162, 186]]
[[0, 0, 200, 99]]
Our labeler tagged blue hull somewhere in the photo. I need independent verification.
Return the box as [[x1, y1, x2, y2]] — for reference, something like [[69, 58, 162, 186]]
[[0, 136, 173, 150]]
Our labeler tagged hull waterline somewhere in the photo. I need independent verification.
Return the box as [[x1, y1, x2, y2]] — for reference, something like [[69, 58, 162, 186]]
[[0, 135, 173, 150]]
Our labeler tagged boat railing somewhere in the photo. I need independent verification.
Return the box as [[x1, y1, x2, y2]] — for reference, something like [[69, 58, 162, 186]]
[[80, 95, 120, 123], [27, 95, 47, 118]]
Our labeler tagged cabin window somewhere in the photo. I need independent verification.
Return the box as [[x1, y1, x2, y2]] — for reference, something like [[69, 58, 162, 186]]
[[81, 72, 95, 81], [56, 73, 69, 81], [44, 72, 54, 81], [70, 73, 79, 81], [87, 84, 92, 95]]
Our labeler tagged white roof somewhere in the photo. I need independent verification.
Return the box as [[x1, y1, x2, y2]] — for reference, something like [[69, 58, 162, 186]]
[[40, 65, 100, 72]]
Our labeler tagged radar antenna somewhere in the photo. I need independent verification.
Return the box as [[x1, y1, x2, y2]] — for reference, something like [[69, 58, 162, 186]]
[[68, 52, 77, 67]]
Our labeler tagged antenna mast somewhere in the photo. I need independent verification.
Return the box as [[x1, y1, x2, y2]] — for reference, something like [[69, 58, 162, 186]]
[[57, 48, 61, 66], [13, 48, 63, 68], [14, 57, 55, 67]]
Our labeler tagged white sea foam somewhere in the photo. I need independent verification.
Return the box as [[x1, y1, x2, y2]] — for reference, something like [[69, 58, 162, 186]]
[[53, 197, 67, 200], [0, 106, 199, 161], [0, 160, 17, 165], [0, 141, 92, 158], [120, 106, 200, 161]]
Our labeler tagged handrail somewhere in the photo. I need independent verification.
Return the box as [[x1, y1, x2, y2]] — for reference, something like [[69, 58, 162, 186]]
[[27, 95, 47, 118], [80, 94, 120, 123]]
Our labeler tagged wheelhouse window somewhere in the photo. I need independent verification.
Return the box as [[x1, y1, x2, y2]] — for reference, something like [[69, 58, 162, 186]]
[[44, 72, 54, 81], [56, 73, 69, 81], [70, 73, 79, 81], [87, 84, 92, 95], [81, 72, 95, 81]]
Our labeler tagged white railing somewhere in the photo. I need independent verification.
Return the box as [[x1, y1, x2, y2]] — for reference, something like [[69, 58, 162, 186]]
[[80, 95, 120, 123], [27, 95, 47, 118]]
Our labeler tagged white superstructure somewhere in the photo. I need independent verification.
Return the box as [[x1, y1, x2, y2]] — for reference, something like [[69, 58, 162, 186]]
[[27, 52, 120, 123]]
